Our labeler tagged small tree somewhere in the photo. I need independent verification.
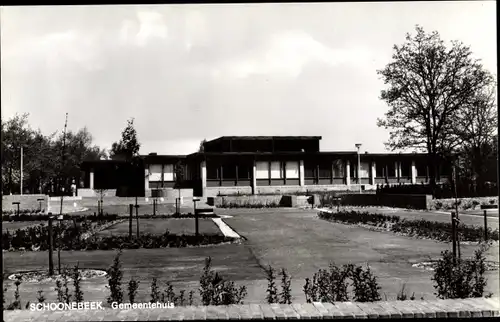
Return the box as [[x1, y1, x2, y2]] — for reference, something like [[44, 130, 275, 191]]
[[110, 118, 141, 161], [127, 278, 140, 304], [94, 189, 108, 216], [106, 250, 124, 305], [198, 139, 207, 153]]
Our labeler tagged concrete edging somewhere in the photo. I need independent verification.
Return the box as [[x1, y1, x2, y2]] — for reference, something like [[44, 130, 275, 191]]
[[4, 298, 499, 321]]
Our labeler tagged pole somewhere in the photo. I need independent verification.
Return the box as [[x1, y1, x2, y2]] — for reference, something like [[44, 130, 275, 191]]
[[58, 219, 61, 274], [484, 210, 488, 241], [194, 200, 199, 238], [451, 212, 457, 265], [48, 217, 54, 276], [358, 151, 361, 193], [20, 146, 23, 195], [129, 204, 133, 240], [453, 165, 460, 259], [135, 199, 139, 238]]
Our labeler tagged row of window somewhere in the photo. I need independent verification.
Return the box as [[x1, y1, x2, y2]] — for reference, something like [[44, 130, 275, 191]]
[[149, 161, 432, 182], [148, 164, 174, 182]]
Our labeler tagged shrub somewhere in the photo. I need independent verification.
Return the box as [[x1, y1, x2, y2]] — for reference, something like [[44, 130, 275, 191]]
[[303, 263, 381, 303], [175, 290, 186, 306], [6, 277, 22, 310], [127, 278, 140, 304], [150, 278, 161, 303], [37, 290, 46, 303], [199, 257, 247, 305], [72, 264, 84, 303], [265, 266, 279, 304], [106, 250, 124, 305], [318, 210, 499, 242], [161, 282, 175, 303], [350, 264, 381, 302], [432, 245, 493, 299], [188, 290, 194, 306], [279, 268, 292, 304], [303, 264, 351, 303]]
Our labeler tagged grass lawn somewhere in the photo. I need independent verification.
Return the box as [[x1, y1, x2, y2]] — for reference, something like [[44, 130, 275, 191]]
[[2, 245, 263, 306], [96, 218, 222, 237], [73, 203, 204, 216], [3, 208, 499, 306]]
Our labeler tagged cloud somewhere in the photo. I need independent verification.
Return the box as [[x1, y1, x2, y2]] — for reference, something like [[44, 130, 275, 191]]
[[214, 30, 372, 78], [2, 30, 102, 71], [120, 10, 168, 47], [184, 10, 208, 51]]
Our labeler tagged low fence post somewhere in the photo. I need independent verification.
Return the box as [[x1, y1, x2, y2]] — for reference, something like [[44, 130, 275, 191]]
[[129, 204, 133, 240], [484, 210, 488, 241], [451, 212, 457, 265], [48, 216, 54, 276]]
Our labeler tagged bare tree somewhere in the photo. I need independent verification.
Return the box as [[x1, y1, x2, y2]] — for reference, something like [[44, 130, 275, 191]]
[[377, 25, 494, 188]]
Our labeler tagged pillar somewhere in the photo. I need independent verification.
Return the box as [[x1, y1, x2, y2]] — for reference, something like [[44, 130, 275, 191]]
[[370, 161, 376, 185], [299, 160, 305, 186], [345, 160, 351, 186], [252, 161, 257, 195], [144, 167, 149, 192], [200, 160, 207, 197], [411, 160, 417, 184], [395, 161, 399, 181], [89, 168, 94, 190]]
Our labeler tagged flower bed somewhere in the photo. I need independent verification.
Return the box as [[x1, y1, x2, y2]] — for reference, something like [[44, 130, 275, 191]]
[[2, 218, 124, 251], [318, 211, 499, 242], [3, 220, 238, 251], [116, 213, 219, 219], [77, 233, 237, 250], [8, 269, 107, 283]]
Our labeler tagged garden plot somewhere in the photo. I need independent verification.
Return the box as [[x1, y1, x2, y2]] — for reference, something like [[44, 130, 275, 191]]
[[96, 218, 223, 237]]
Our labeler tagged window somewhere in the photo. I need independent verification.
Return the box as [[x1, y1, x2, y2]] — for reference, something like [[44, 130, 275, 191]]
[[164, 164, 174, 181], [375, 162, 385, 177], [222, 164, 236, 179], [400, 161, 411, 177], [237, 164, 251, 179], [387, 163, 396, 177], [270, 161, 282, 179], [416, 162, 426, 177], [304, 161, 316, 178], [206, 162, 219, 180], [359, 161, 370, 178], [285, 161, 299, 179], [332, 160, 344, 177], [318, 162, 331, 178], [256, 161, 269, 179], [149, 164, 162, 181]]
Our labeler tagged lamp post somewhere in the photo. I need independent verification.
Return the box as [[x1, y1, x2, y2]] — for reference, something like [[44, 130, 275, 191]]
[[20, 146, 23, 195], [355, 143, 362, 193]]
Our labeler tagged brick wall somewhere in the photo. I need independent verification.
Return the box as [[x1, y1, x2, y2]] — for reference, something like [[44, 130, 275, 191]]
[[4, 298, 499, 321], [342, 194, 433, 210], [2, 194, 48, 213]]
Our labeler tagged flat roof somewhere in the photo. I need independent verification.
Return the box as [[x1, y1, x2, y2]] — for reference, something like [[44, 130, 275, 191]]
[[206, 136, 322, 143]]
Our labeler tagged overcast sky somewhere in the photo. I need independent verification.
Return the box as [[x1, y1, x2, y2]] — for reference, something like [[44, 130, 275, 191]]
[[1, 2, 496, 155]]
